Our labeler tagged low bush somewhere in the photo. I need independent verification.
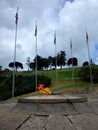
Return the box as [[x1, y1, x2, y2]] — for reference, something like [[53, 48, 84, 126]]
[[78, 65, 98, 82], [0, 74, 51, 101]]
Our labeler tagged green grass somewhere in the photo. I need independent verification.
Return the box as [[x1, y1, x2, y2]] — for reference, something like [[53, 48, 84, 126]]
[[2, 67, 96, 89], [34, 68, 91, 88], [1, 67, 98, 99]]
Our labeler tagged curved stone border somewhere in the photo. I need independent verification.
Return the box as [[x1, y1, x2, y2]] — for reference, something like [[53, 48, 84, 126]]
[[18, 94, 87, 103]]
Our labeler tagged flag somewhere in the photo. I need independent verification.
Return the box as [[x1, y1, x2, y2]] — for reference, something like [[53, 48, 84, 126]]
[[70, 38, 72, 49], [86, 31, 89, 44], [15, 7, 19, 25], [54, 31, 56, 44], [34, 21, 37, 37]]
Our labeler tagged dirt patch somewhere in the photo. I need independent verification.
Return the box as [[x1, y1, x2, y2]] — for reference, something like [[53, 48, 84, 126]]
[[58, 87, 98, 94]]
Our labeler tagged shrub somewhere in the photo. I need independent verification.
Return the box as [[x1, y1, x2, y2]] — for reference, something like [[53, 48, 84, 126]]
[[78, 65, 98, 82], [0, 74, 51, 100]]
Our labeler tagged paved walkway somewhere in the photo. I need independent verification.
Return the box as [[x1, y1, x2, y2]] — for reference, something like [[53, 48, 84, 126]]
[[0, 94, 98, 130]]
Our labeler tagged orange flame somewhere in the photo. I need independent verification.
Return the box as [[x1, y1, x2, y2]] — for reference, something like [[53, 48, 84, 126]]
[[37, 84, 52, 94]]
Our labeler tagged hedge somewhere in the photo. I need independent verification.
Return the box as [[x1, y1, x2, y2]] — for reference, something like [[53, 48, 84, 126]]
[[78, 65, 98, 82], [0, 74, 51, 101]]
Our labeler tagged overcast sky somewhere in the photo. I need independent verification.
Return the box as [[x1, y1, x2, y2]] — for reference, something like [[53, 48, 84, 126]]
[[0, 0, 98, 70]]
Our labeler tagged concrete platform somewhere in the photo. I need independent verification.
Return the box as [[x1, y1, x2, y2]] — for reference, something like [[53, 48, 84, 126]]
[[1, 94, 98, 130], [18, 94, 87, 103]]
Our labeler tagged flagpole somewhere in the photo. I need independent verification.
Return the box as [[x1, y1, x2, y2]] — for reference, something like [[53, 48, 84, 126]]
[[55, 39, 58, 89], [54, 31, 58, 89], [86, 29, 93, 91], [70, 38, 74, 93], [12, 7, 19, 100], [35, 21, 38, 91], [35, 32, 37, 91]]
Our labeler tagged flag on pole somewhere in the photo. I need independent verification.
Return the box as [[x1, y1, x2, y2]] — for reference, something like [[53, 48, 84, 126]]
[[34, 21, 37, 37], [15, 7, 19, 25], [54, 31, 56, 44], [12, 7, 19, 100], [70, 38, 72, 49], [86, 31, 89, 44], [85, 29, 93, 91]]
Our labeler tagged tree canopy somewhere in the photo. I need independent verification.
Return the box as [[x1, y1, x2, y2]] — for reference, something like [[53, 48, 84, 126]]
[[67, 57, 78, 66], [9, 61, 23, 71], [30, 51, 67, 70], [82, 61, 89, 66]]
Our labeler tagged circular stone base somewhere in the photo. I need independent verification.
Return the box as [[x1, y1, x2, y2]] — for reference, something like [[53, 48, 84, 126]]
[[18, 94, 87, 103]]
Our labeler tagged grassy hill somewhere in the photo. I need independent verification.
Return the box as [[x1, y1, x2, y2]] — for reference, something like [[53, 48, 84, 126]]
[[19, 67, 98, 93], [0, 67, 98, 100], [31, 67, 95, 88], [1, 67, 98, 88]]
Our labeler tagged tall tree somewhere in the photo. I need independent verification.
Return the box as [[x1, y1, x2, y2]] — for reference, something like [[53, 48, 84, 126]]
[[67, 57, 78, 66], [83, 61, 89, 66], [26, 57, 30, 71], [0, 66, 2, 71], [57, 51, 66, 69], [9, 61, 23, 71], [33, 55, 43, 70], [42, 58, 49, 70], [48, 56, 54, 69], [30, 62, 35, 71]]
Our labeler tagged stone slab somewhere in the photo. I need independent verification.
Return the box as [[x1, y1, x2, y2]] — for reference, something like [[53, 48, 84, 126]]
[[73, 102, 94, 114], [36, 103, 77, 115], [18, 115, 76, 130], [88, 99, 98, 114], [0, 95, 98, 130], [18, 115, 48, 130], [0, 113, 30, 130], [12, 103, 38, 114], [0, 103, 30, 130], [46, 115, 76, 130], [68, 113, 98, 130], [18, 94, 87, 103], [13, 102, 77, 115]]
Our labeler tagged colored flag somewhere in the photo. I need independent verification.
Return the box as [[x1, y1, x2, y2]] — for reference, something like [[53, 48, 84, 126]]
[[54, 31, 56, 44], [86, 31, 89, 44], [15, 7, 19, 25], [34, 21, 37, 37], [70, 38, 72, 49]]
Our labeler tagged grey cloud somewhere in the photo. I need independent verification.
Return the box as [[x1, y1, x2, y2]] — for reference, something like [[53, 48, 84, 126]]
[[0, 0, 98, 70]]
